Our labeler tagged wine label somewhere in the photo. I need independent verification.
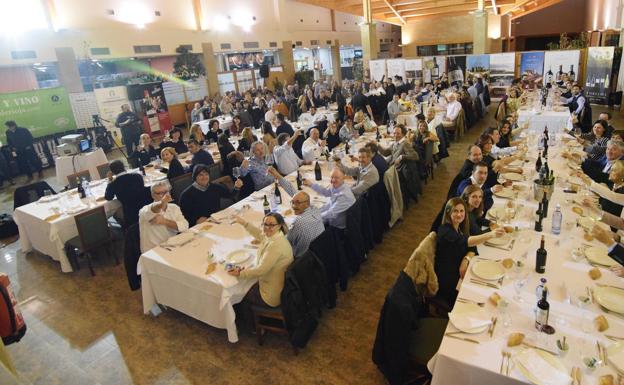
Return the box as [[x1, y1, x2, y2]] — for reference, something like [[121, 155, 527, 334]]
[[535, 308, 548, 329]]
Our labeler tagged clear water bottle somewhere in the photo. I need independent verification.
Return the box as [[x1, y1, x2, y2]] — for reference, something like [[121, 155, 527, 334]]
[[81, 177, 92, 197], [551, 204, 562, 235], [536, 277, 547, 300]]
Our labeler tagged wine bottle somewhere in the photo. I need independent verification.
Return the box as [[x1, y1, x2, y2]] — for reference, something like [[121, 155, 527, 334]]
[[541, 191, 549, 218], [535, 235, 547, 273], [569, 65, 575, 80], [139, 163, 146, 176], [535, 152, 542, 172], [432, 57, 439, 78], [543, 158, 550, 177], [314, 161, 322, 181], [263, 195, 270, 215], [546, 67, 553, 83], [534, 203, 543, 232], [535, 287, 550, 330], [296, 171, 302, 190], [557, 65, 564, 82], [77, 177, 86, 198], [274, 182, 282, 205]]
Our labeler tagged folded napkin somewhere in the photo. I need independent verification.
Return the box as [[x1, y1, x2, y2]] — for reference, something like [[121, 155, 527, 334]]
[[515, 349, 572, 385], [448, 311, 491, 331], [44, 213, 62, 222], [209, 264, 239, 288]]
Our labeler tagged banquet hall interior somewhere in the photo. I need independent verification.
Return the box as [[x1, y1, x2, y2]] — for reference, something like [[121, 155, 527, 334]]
[[1, 0, 624, 384]]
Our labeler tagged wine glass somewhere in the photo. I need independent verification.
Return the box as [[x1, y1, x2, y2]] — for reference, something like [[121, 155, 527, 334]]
[[43, 189, 53, 198], [265, 154, 274, 166], [512, 265, 528, 303], [232, 167, 241, 179]]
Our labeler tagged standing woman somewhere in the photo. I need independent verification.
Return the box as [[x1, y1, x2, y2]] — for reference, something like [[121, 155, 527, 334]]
[[230, 213, 294, 311], [261, 121, 277, 154], [332, 83, 347, 123], [159, 147, 186, 180], [435, 197, 504, 306]]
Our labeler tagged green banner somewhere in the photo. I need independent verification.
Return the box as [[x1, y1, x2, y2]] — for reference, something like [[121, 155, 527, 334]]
[[0, 87, 77, 142]]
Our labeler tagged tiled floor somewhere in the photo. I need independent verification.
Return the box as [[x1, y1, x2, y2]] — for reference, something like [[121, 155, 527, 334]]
[[2, 105, 622, 384]]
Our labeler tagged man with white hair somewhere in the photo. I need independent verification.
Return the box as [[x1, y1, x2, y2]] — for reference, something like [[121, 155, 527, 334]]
[[444, 92, 462, 122], [302, 128, 327, 162], [581, 139, 624, 186], [138, 180, 189, 253], [303, 167, 355, 229], [240, 141, 276, 190]]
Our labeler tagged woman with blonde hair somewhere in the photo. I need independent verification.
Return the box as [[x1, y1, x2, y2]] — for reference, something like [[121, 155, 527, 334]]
[[159, 147, 185, 180], [237, 127, 258, 153], [189, 124, 205, 145]]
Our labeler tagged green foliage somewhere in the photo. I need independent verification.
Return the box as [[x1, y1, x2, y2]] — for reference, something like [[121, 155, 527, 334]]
[[548, 33, 589, 50], [353, 58, 363, 81], [295, 70, 315, 87], [271, 77, 284, 92], [173, 47, 205, 81]]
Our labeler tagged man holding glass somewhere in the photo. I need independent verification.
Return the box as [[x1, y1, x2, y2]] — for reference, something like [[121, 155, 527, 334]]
[[240, 141, 275, 190]]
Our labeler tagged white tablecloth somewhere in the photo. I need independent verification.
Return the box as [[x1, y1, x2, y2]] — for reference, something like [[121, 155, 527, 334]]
[[517, 109, 572, 134], [428, 140, 624, 384], [55, 148, 108, 186], [14, 181, 120, 272], [197, 116, 233, 135]]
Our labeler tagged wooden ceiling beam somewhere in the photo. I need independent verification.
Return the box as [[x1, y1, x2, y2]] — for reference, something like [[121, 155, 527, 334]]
[[509, 0, 564, 19]]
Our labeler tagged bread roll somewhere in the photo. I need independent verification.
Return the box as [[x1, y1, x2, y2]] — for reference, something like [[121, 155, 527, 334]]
[[599, 374, 614, 385], [489, 292, 501, 306], [595, 315, 609, 332], [507, 333, 525, 347], [589, 267, 602, 280]]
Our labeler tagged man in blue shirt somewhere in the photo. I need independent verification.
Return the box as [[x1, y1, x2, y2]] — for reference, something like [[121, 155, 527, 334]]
[[240, 141, 275, 190], [303, 167, 355, 229]]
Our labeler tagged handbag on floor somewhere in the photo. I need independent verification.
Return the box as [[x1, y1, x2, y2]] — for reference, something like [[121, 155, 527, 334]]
[[0, 273, 26, 345]]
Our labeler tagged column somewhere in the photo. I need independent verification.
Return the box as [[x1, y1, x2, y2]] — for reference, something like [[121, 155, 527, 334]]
[[402, 43, 417, 58], [331, 40, 342, 84], [201, 42, 219, 96], [54, 47, 83, 93], [360, 0, 378, 73], [473, 0, 488, 54], [278, 40, 295, 84]]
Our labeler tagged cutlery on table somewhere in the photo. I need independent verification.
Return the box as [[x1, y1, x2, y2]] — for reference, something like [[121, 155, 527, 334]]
[[606, 335, 624, 341], [596, 283, 624, 290], [489, 317, 498, 338], [521, 342, 558, 356], [456, 298, 485, 307], [444, 333, 479, 344], [499, 351, 507, 374], [505, 352, 511, 376], [469, 279, 500, 289]]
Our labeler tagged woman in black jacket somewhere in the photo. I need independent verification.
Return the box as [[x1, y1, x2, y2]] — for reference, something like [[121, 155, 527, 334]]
[[131, 133, 159, 167], [217, 133, 235, 177], [161, 128, 188, 155], [159, 147, 186, 180]]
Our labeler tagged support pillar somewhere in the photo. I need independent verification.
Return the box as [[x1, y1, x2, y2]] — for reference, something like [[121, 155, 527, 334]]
[[473, 0, 488, 54], [54, 47, 83, 93], [331, 40, 342, 83], [201, 42, 219, 97], [278, 40, 295, 84], [361, 0, 378, 73]]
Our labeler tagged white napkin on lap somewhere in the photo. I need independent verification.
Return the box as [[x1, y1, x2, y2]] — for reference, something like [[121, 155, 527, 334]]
[[448, 311, 491, 331], [515, 349, 571, 385]]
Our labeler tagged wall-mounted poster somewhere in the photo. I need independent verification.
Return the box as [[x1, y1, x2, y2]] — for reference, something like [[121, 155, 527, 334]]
[[404, 59, 423, 82], [94, 86, 130, 145], [543, 50, 580, 84], [386, 59, 406, 81], [126, 82, 172, 134], [585, 47, 615, 104], [466, 54, 490, 82], [489, 53, 515, 99], [422, 56, 446, 83], [369, 59, 387, 82], [520, 51, 545, 89], [0, 87, 76, 142], [447, 56, 466, 86]]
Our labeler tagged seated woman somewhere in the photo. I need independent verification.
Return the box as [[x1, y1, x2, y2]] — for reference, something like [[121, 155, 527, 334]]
[[237, 127, 258, 153], [205, 119, 223, 144], [261, 121, 277, 154], [229, 212, 294, 309], [179, 164, 243, 226], [339, 117, 359, 143], [323, 121, 341, 151], [228, 115, 243, 137], [460, 185, 490, 236], [131, 133, 159, 167], [207, 101, 221, 119], [435, 197, 504, 306], [189, 124, 206, 145], [162, 128, 188, 155], [497, 119, 523, 148], [159, 147, 186, 180], [576, 120, 609, 161], [413, 119, 440, 159]]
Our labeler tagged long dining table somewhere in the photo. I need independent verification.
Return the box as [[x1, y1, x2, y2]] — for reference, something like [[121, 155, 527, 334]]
[[428, 133, 624, 384]]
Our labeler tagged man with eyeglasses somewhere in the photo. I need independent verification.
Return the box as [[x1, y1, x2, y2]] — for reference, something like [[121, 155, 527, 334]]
[[138, 180, 189, 253]]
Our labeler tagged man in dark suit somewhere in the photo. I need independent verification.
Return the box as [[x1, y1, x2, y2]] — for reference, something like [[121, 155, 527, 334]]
[[456, 162, 503, 212], [351, 89, 374, 119], [5, 120, 42, 182], [105, 160, 151, 227], [186, 139, 214, 170], [275, 113, 303, 159], [581, 140, 624, 187], [592, 226, 624, 268]]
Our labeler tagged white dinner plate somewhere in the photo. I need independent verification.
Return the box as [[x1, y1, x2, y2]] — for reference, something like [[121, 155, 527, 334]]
[[594, 286, 624, 314], [508, 160, 523, 168], [577, 217, 595, 230], [225, 249, 254, 265], [493, 188, 515, 199], [471, 260, 505, 281], [585, 246, 618, 267], [566, 140, 583, 147], [501, 173, 523, 182], [448, 302, 490, 334], [38, 195, 58, 203], [486, 206, 508, 221], [567, 176, 585, 186], [607, 341, 624, 373], [567, 161, 581, 170], [166, 232, 195, 247], [65, 205, 88, 215], [514, 348, 569, 385]]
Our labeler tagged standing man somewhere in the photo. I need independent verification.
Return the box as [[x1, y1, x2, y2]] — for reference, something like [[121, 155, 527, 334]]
[[5, 121, 42, 182], [336, 148, 380, 197], [115, 104, 142, 155]]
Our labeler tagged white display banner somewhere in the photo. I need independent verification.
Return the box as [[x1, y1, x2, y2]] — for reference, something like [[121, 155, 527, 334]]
[[369, 59, 387, 82], [404, 59, 422, 71], [543, 50, 580, 83], [69, 92, 99, 129], [94, 86, 130, 145], [217, 73, 236, 95], [386, 59, 406, 80]]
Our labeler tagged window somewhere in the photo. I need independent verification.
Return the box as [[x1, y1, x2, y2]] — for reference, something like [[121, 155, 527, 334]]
[[417, 42, 472, 56]]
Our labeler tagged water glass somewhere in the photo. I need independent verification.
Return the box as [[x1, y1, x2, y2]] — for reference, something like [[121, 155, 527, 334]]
[[43, 189, 52, 197]]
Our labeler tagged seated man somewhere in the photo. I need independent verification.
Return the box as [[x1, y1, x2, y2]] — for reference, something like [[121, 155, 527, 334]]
[[303, 167, 355, 229], [443, 92, 462, 123], [365, 142, 388, 179], [591, 225, 624, 272], [299, 106, 327, 129], [378, 124, 420, 170], [105, 160, 151, 228], [336, 147, 380, 197], [456, 162, 503, 212], [179, 164, 243, 226], [273, 131, 307, 175], [186, 139, 214, 169], [581, 140, 624, 186], [138, 181, 189, 253], [302, 128, 327, 162], [240, 141, 277, 190], [386, 94, 403, 122]]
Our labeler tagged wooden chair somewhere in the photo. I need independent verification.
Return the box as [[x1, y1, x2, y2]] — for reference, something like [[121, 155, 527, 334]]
[[170, 172, 193, 202], [422, 141, 435, 184], [96, 163, 110, 179], [65, 206, 116, 276], [67, 170, 91, 189], [250, 304, 297, 354]]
